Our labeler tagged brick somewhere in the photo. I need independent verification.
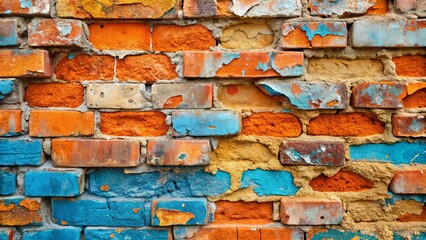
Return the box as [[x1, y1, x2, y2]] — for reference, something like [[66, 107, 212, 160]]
[[116, 55, 178, 83], [100, 111, 168, 136], [241, 112, 302, 137], [390, 169, 426, 194], [261, 226, 305, 240], [0, 139, 43, 166], [88, 168, 231, 198], [308, 58, 384, 79], [256, 80, 347, 109], [350, 142, 425, 164], [152, 198, 207, 226], [55, 54, 114, 81], [56, 0, 180, 19], [152, 84, 213, 109], [280, 141, 345, 166], [0, 110, 21, 136], [147, 140, 211, 166], [394, 232, 426, 240], [238, 227, 260, 240], [393, 55, 426, 77], [52, 195, 151, 227], [280, 198, 343, 225], [173, 225, 237, 240], [214, 201, 273, 224], [403, 83, 426, 108], [240, 169, 299, 196], [310, 170, 374, 192], [0, 18, 19, 46], [0, 197, 42, 226], [89, 23, 150, 50], [0, 0, 50, 15], [0, 228, 14, 240], [51, 139, 140, 167], [84, 227, 172, 240], [183, 51, 303, 78], [221, 24, 274, 50], [282, 22, 347, 49], [28, 18, 85, 47], [366, 0, 389, 14], [172, 110, 240, 137], [309, 0, 386, 16], [307, 113, 385, 136], [29, 110, 94, 137], [392, 115, 425, 137], [397, 205, 426, 222], [24, 83, 84, 108], [352, 20, 426, 47], [395, 0, 426, 13], [0, 171, 16, 195], [24, 168, 84, 197], [0, 79, 24, 104], [0, 50, 52, 78], [352, 82, 407, 108], [152, 25, 215, 51], [86, 83, 149, 109], [307, 229, 378, 240], [218, 84, 282, 111], [22, 227, 81, 240]]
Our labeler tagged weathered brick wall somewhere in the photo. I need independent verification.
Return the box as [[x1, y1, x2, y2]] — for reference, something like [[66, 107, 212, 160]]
[[0, 0, 425, 239]]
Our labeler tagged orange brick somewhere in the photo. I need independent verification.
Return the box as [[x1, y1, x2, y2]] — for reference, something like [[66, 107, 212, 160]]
[[116, 55, 177, 83], [366, 0, 389, 14], [178, 226, 237, 240], [0, 110, 21, 136], [309, 170, 374, 192], [100, 111, 168, 136], [29, 110, 94, 137], [214, 201, 273, 224], [307, 113, 385, 136], [0, 50, 52, 78], [0, 198, 42, 226], [89, 23, 150, 50], [55, 54, 114, 81], [51, 139, 140, 167], [261, 227, 304, 240], [24, 83, 84, 108], [238, 227, 260, 240], [152, 25, 216, 51], [390, 169, 426, 194], [241, 112, 302, 137], [393, 55, 426, 77]]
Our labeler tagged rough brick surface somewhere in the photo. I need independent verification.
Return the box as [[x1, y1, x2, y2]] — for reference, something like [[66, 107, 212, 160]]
[[28, 18, 85, 47], [214, 201, 273, 224], [241, 112, 302, 137], [55, 54, 114, 81], [25, 83, 84, 108], [393, 55, 426, 77], [152, 25, 216, 51], [309, 170, 374, 192], [0, 139, 43, 166], [0, 198, 42, 226]]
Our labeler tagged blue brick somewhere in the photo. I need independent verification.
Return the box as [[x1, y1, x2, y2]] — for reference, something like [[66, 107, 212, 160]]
[[0, 228, 14, 240], [0, 19, 19, 46], [22, 227, 81, 240], [240, 169, 299, 196], [172, 111, 240, 136], [0, 80, 14, 100], [152, 198, 207, 226], [84, 227, 171, 240], [51, 194, 151, 227], [88, 168, 231, 198], [0, 139, 43, 166], [308, 229, 378, 240], [350, 142, 425, 164], [385, 192, 426, 206], [24, 169, 84, 197], [0, 171, 16, 195], [393, 232, 426, 240]]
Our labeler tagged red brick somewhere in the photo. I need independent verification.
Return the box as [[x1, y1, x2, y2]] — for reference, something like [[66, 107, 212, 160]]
[[403, 83, 426, 108], [214, 201, 273, 224], [0, 50, 52, 78], [398, 205, 426, 222], [29, 110, 94, 137], [280, 141, 345, 166], [309, 170, 374, 192], [0, 198, 42, 226], [147, 140, 211, 166], [392, 115, 425, 137], [89, 23, 150, 50], [390, 169, 426, 194], [24, 83, 84, 108], [393, 55, 426, 77], [0, 0, 50, 15], [366, 0, 389, 14], [51, 139, 140, 167], [351, 82, 407, 108], [100, 112, 168, 137], [152, 25, 215, 51], [241, 112, 302, 137], [0, 110, 21, 136], [116, 55, 177, 83], [0, 18, 20, 46], [280, 198, 343, 225], [28, 18, 85, 47], [307, 113, 385, 137], [237, 227, 260, 240], [55, 54, 114, 81]]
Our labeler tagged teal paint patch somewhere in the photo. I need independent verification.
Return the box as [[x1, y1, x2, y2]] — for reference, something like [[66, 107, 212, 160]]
[[0, 171, 16, 195], [409, 119, 424, 132], [393, 232, 426, 240], [240, 169, 299, 196], [385, 192, 426, 205], [300, 22, 346, 41], [310, 229, 378, 240], [84, 227, 171, 240], [152, 198, 208, 226], [268, 52, 303, 77], [68, 53, 76, 60], [0, 139, 43, 166], [23, 228, 81, 240], [19, 0, 33, 8], [256, 61, 270, 72], [57, 24, 72, 36], [0, 229, 13, 240], [0, 80, 14, 100]]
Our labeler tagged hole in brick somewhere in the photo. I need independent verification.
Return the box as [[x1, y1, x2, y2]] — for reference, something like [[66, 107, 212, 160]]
[[100, 92, 104, 98], [145, 84, 152, 93], [100, 24, 104, 29], [320, 216, 324, 219]]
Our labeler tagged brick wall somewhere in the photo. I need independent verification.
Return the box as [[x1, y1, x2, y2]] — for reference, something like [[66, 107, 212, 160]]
[[0, 0, 425, 239]]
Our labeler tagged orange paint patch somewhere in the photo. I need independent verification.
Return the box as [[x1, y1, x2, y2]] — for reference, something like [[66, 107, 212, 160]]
[[19, 199, 41, 211], [0, 110, 21, 136], [89, 23, 150, 50], [163, 95, 183, 108], [155, 209, 195, 226], [291, 83, 302, 94], [403, 88, 426, 108], [25, 83, 84, 108], [226, 85, 239, 95], [310, 170, 375, 192], [214, 201, 273, 224], [393, 55, 426, 77], [366, 0, 389, 15], [241, 112, 302, 137], [60, 220, 68, 225], [100, 185, 110, 191], [132, 208, 141, 213], [0, 50, 52, 78]]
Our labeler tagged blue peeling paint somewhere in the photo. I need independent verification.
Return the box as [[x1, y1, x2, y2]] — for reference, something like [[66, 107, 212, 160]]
[[19, 0, 33, 9], [409, 119, 424, 132], [0, 80, 14, 100], [0, 139, 43, 166], [25, 169, 84, 197], [256, 61, 270, 72], [68, 53, 76, 60], [58, 24, 72, 36], [310, 229, 378, 240], [222, 52, 241, 65], [0, 230, 10, 240], [85, 227, 171, 240], [88, 168, 231, 198], [0, 171, 16, 195], [268, 52, 303, 77], [300, 22, 346, 41], [23, 228, 81, 240], [0, 29, 18, 46], [52, 195, 151, 227], [385, 192, 426, 205], [350, 142, 426, 164], [240, 169, 299, 196], [152, 198, 207, 226], [393, 232, 426, 240]]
